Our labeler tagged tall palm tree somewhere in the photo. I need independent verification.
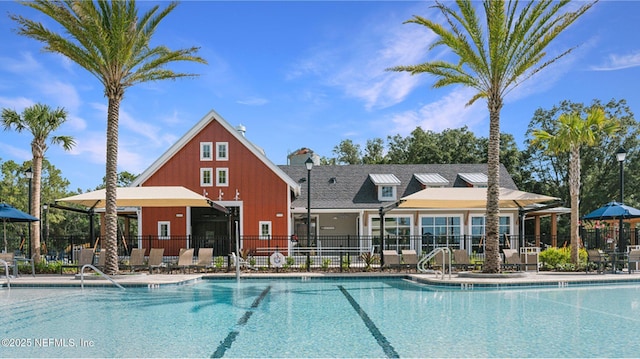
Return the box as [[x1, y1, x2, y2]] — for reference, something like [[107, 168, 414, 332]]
[[531, 108, 619, 265], [1, 103, 75, 262], [11, 0, 207, 274], [388, 0, 595, 272]]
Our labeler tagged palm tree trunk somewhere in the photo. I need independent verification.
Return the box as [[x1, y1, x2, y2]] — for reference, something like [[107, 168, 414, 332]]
[[30, 154, 42, 263], [484, 95, 503, 273], [104, 97, 120, 275], [569, 146, 580, 265]]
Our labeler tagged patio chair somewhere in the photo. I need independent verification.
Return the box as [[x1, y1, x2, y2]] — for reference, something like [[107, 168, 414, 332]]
[[230, 252, 257, 270], [401, 249, 418, 271], [169, 248, 194, 274], [586, 249, 607, 274], [60, 248, 94, 274], [123, 248, 146, 272], [148, 248, 166, 274], [453, 249, 481, 271], [382, 250, 401, 270], [194, 248, 214, 272]]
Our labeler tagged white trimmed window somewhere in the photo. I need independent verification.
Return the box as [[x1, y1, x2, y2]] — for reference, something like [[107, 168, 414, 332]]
[[158, 221, 170, 240], [259, 221, 272, 240], [200, 142, 213, 161], [201, 168, 213, 187], [379, 185, 396, 200], [216, 168, 229, 187], [216, 142, 228, 161]]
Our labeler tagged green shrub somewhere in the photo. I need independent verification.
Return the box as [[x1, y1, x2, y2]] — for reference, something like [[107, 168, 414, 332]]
[[321, 258, 331, 271], [539, 247, 587, 271]]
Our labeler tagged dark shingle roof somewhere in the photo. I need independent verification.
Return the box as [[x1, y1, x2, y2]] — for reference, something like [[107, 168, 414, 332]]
[[279, 163, 517, 209]]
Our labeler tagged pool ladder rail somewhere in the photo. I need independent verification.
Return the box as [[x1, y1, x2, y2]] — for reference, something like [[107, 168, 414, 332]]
[[417, 247, 451, 280], [80, 264, 125, 290]]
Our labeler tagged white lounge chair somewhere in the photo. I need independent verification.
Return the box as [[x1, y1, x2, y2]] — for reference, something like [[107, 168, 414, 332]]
[[230, 252, 256, 270]]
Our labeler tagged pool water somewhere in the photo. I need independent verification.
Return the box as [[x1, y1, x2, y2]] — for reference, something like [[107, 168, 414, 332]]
[[3, 278, 640, 358]]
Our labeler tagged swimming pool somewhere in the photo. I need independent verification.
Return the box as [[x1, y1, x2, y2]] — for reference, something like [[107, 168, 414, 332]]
[[2, 278, 640, 358]]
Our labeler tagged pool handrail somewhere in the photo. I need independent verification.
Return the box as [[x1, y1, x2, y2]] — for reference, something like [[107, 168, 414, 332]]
[[418, 247, 451, 280], [80, 264, 125, 290], [0, 259, 9, 288]]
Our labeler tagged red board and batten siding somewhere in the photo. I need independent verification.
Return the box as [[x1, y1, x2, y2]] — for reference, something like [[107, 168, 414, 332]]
[[138, 117, 291, 249]]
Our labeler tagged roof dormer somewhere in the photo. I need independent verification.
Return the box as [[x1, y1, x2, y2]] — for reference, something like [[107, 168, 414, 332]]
[[369, 174, 400, 201], [458, 173, 488, 188], [414, 173, 449, 188]]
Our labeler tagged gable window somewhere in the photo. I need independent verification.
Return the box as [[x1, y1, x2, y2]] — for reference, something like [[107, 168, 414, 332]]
[[201, 168, 213, 187], [259, 221, 272, 239], [458, 173, 488, 188], [380, 186, 395, 199], [216, 168, 229, 187], [216, 142, 228, 161], [158, 221, 170, 240], [200, 142, 213, 161]]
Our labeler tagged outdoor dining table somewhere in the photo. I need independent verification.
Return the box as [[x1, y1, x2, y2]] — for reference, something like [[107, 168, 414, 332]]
[[13, 255, 35, 277]]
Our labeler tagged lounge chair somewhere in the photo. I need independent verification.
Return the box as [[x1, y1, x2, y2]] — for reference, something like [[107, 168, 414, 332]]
[[230, 252, 257, 270], [586, 249, 607, 274], [432, 250, 451, 273], [60, 248, 94, 274], [123, 248, 146, 272], [169, 248, 194, 274], [382, 250, 401, 270], [95, 250, 106, 270], [0, 252, 35, 277], [194, 248, 214, 272], [401, 249, 418, 271], [502, 249, 522, 271], [453, 249, 481, 271], [628, 250, 640, 274], [148, 248, 166, 274]]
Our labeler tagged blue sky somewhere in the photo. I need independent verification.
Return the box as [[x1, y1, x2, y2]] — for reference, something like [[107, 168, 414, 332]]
[[0, 1, 639, 191]]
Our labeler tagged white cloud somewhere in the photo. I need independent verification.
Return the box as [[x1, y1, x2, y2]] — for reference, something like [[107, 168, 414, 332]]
[[37, 80, 82, 112], [386, 88, 486, 136], [0, 96, 35, 111], [236, 97, 269, 106], [0, 52, 42, 74], [0, 142, 32, 161], [591, 51, 640, 71]]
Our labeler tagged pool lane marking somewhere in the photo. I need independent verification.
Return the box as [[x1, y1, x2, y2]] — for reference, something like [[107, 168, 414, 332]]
[[338, 285, 400, 358], [211, 286, 272, 358]]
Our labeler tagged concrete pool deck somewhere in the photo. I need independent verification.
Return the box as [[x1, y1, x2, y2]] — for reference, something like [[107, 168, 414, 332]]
[[4, 270, 640, 289]]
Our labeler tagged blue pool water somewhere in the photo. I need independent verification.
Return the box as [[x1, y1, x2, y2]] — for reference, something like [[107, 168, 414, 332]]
[[3, 278, 640, 358]]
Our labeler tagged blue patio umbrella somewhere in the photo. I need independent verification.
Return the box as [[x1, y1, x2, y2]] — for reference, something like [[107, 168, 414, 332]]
[[581, 202, 640, 220], [0, 203, 38, 254]]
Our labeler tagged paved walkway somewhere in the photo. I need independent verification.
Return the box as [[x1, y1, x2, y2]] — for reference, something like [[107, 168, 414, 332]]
[[3, 270, 640, 288]]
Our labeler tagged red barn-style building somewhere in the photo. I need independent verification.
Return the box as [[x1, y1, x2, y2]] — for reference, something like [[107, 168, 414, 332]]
[[130, 110, 300, 255]]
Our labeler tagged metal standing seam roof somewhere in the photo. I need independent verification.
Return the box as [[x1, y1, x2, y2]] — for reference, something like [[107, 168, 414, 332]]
[[458, 173, 488, 186], [368, 174, 401, 185], [414, 173, 449, 186]]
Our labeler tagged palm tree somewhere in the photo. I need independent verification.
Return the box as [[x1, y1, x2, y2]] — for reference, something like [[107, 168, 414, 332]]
[[11, 0, 207, 274], [531, 108, 619, 265], [388, 0, 595, 272], [1, 103, 75, 262]]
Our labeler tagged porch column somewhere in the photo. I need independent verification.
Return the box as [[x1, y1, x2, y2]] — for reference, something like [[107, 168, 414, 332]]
[[550, 213, 558, 248], [534, 215, 540, 247]]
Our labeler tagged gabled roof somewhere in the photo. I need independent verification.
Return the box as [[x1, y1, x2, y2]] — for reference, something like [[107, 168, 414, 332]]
[[280, 163, 517, 210], [131, 109, 300, 195]]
